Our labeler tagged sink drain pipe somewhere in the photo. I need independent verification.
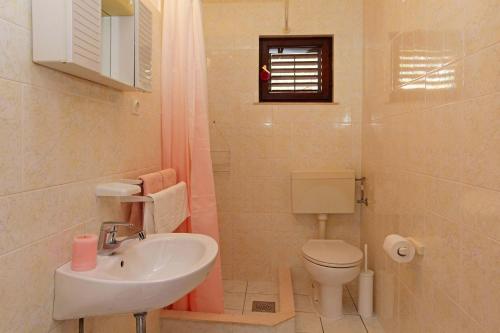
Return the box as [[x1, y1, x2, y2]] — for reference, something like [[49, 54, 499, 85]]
[[134, 312, 147, 333]]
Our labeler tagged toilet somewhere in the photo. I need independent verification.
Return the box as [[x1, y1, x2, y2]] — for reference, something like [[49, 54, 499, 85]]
[[291, 170, 363, 320], [302, 239, 363, 319]]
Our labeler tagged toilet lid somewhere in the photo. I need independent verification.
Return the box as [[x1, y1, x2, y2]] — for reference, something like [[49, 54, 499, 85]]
[[302, 240, 363, 267]]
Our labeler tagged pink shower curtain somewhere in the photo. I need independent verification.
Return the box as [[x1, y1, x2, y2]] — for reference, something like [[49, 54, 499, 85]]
[[161, 0, 224, 313]]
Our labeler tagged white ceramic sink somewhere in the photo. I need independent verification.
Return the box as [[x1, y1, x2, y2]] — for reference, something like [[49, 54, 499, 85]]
[[53, 233, 218, 320]]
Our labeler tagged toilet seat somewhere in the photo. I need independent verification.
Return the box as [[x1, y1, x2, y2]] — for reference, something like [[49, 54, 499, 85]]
[[302, 240, 363, 268]]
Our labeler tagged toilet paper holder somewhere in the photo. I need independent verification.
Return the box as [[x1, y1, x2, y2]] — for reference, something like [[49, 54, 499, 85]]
[[406, 237, 425, 256]]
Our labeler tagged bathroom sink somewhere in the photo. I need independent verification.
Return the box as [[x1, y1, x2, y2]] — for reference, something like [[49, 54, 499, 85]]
[[53, 233, 218, 320]]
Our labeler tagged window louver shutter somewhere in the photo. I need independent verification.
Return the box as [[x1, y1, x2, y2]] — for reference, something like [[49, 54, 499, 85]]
[[269, 48, 322, 93]]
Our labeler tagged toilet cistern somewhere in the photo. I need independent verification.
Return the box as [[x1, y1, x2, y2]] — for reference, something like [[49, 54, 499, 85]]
[[291, 170, 355, 239]]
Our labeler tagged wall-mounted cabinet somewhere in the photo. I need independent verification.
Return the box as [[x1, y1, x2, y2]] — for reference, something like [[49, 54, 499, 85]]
[[32, 0, 153, 92]]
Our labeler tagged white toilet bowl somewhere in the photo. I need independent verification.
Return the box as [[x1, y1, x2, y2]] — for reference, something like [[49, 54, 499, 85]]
[[302, 239, 363, 320]]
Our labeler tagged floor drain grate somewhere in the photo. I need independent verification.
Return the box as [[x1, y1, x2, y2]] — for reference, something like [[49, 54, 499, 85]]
[[252, 301, 276, 313]]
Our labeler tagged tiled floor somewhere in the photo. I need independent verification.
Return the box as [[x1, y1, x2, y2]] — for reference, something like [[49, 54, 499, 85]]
[[223, 279, 385, 333], [293, 286, 384, 333], [223, 280, 279, 314]]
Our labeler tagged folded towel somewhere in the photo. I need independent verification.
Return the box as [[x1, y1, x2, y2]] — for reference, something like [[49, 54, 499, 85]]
[[143, 182, 190, 234], [128, 169, 178, 230], [160, 169, 177, 189], [127, 172, 161, 230], [140, 172, 164, 195]]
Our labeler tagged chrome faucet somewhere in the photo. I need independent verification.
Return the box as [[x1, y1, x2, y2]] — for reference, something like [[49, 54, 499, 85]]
[[97, 221, 146, 255]]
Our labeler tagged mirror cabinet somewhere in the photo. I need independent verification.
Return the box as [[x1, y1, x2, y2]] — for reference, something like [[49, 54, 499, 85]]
[[32, 0, 153, 92]]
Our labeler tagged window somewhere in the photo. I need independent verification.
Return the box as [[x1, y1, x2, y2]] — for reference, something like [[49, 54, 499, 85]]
[[259, 36, 333, 103]]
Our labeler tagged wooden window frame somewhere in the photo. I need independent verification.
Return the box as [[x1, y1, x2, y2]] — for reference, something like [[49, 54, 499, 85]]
[[259, 36, 333, 103]]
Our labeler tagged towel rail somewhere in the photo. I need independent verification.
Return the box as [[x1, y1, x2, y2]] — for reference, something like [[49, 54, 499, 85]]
[[118, 179, 144, 185], [120, 195, 153, 203], [118, 179, 152, 202]]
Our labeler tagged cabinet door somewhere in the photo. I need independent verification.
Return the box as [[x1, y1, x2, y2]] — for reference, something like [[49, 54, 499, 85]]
[[135, 0, 153, 92], [72, 0, 101, 72]]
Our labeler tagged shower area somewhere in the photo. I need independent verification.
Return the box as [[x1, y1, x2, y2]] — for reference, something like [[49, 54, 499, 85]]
[[162, 0, 367, 331]]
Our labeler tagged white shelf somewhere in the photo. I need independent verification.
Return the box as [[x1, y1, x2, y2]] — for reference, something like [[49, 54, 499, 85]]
[[95, 183, 142, 197]]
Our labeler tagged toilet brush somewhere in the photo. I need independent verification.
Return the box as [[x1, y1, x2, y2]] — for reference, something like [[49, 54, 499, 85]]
[[358, 243, 374, 318]]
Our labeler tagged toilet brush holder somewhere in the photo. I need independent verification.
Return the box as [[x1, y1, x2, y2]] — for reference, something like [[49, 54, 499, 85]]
[[358, 269, 374, 318]]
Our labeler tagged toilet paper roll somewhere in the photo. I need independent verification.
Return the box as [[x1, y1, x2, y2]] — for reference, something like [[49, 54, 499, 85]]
[[383, 234, 415, 263]]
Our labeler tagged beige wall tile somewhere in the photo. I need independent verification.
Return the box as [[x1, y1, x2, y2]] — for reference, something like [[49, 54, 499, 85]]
[[461, 185, 500, 243], [424, 213, 461, 302], [0, 231, 82, 333], [374, 270, 399, 333], [0, 186, 66, 255], [459, 233, 500, 331], [0, 78, 22, 195], [404, 111, 428, 174], [425, 178, 464, 223], [0, 0, 30, 27], [423, 103, 465, 181], [463, 44, 500, 99], [462, 93, 500, 191], [463, 0, 500, 55], [0, 18, 32, 83], [21, 87, 64, 189]]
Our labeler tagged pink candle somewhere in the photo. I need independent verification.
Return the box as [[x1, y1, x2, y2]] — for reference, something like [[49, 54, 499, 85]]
[[71, 234, 98, 271]]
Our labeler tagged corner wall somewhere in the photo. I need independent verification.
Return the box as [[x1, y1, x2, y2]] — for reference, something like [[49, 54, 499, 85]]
[[0, 1, 162, 331], [361, 0, 499, 331]]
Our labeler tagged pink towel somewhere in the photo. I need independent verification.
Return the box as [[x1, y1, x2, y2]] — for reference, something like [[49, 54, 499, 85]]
[[140, 172, 164, 195], [128, 169, 178, 229], [160, 169, 177, 189]]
